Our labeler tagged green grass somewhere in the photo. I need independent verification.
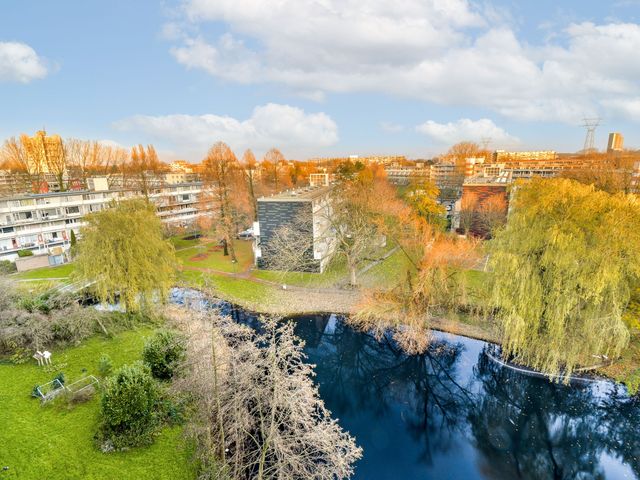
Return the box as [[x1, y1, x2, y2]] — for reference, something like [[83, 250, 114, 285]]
[[252, 256, 348, 288], [359, 249, 416, 289], [169, 235, 201, 250], [179, 270, 274, 306], [13, 263, 75, 280], [176, 240, 253, 274], [0, 329, 193, 480]]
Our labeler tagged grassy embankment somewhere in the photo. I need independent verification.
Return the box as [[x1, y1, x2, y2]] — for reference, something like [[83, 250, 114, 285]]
[[0, 329, 193, 480]]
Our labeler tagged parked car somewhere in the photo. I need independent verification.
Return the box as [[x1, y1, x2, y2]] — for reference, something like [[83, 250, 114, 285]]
[[237, 228, 254, 240]]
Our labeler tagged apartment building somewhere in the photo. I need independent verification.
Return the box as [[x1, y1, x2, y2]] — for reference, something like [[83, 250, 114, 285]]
[[493, 150, 558, 163], [0, 179, 205, 262], [253, 185, 335, 273], [607, 133, 624, 153]]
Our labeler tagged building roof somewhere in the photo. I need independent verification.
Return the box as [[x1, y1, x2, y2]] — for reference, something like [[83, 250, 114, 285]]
[[258, 185, 333, 203], [0, 181, 203, 202]]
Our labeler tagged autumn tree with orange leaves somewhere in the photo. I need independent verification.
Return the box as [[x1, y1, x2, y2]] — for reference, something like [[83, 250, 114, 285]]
[[199, 142, 250, 262], [262, 148, 291, 192], [476, 194, 508, 237], [349, 167, 481, 354], [128, 144, 164, 199], [241, 149, 260, 221]]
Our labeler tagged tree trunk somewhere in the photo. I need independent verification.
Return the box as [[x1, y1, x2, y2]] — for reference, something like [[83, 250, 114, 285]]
[[349, 261, 358, 287]]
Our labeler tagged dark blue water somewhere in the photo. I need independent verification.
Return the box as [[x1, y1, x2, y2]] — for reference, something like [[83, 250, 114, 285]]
[[170, 289, 640, 480]]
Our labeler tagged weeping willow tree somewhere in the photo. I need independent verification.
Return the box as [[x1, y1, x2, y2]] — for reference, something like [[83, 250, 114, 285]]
[[75, 199, 177, 312], [489, 178, 640, 380]]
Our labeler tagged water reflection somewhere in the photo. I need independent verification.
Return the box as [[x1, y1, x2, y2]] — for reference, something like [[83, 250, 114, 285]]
[[471, 347, 612, 479], [170, 289, 640, 480], [298, 317, 640, 480]]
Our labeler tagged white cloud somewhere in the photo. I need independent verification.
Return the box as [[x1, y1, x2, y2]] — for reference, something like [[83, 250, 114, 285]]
[[0, 41, 48, 83], [168, 1, 640, 124], [416, 118, 518, 145], [601, 97, 640, 120], [114, 103, 338, 158]]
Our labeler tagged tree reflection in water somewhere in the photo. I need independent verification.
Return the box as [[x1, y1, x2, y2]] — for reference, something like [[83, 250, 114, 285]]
[[300, 317, 475, 467], [170, 290, 640, 480], [470, 346, 640, 480], [297, 316, 640, 479]]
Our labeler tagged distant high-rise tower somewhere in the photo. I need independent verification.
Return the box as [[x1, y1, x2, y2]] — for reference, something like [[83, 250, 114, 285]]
[[607, 132, 624, 153]]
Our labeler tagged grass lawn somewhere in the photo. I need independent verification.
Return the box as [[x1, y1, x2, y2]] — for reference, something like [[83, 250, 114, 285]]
[[179, 270, 275, 306], [0, 329, 193, 480], [252, 256, 348, 288], [359, 249, 416, 289], [177, 240, 253, 274], [169, 235, 202, 250], [13, 263, 75, 280]]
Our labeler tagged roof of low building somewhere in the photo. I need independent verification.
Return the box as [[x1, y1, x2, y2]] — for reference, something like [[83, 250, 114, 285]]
[[258, 185, 333, 202]]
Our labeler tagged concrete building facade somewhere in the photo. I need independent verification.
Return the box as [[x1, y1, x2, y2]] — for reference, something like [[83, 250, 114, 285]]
[[253, 185, 335, 273], [607, 133, 624, 153]]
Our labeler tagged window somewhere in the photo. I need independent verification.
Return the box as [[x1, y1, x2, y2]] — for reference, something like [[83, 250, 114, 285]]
[[66, 206, 80, 215]]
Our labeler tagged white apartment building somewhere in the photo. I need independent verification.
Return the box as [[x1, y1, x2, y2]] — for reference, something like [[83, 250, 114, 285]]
[[0, 179, 205, 262]]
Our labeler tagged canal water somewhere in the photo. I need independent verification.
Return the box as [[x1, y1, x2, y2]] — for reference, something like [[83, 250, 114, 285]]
[[170, 289, 640, 480]]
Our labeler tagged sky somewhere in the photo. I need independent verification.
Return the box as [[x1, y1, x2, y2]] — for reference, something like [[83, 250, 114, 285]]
[[1, 0, 640, 161]]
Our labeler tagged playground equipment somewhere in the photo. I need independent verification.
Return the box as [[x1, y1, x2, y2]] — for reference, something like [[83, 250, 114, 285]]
[[32, 375, 100, 404]]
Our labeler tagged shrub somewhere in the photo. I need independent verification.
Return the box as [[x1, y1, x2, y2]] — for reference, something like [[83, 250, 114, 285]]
[[98, 354, 113, 378], [31, 385, 41, 398], [0, 296, 157, 359], [0, 260, 16, 275], [97, 363, 159, 450], [142, 330, 186, 380], [53, 372, 65, 388], [17, 249, 34, 257]]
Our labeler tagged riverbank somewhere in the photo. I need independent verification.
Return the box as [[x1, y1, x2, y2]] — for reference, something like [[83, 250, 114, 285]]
[[200, 282, 639, 393]]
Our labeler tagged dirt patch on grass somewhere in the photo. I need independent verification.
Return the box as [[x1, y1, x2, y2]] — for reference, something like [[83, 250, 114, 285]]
[[190, 253, 209, 261]]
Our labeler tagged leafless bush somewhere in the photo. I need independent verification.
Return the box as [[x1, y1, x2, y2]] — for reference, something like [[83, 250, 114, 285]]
[[0, 279, 151, 358], [169, 307, 362, 480]]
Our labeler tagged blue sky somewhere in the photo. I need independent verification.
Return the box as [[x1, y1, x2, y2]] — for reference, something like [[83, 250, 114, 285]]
[[1, 0, 640, 161]]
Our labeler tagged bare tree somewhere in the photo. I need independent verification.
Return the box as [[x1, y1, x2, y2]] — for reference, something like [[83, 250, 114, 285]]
[[458, 193, 478, 236], [0, 137, 35, 192], [171, 309, 362, 480], [241, 149, 260, 221], [263, 148, 288, 192], [328, 169, 411, 286], [261, 212, 317, 276], [200, 142, 250, 261], [476, 194, 507, 238], [444, 141, 482, 186], [128, 144, 162, 198], [352, 233, 481, 354]]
